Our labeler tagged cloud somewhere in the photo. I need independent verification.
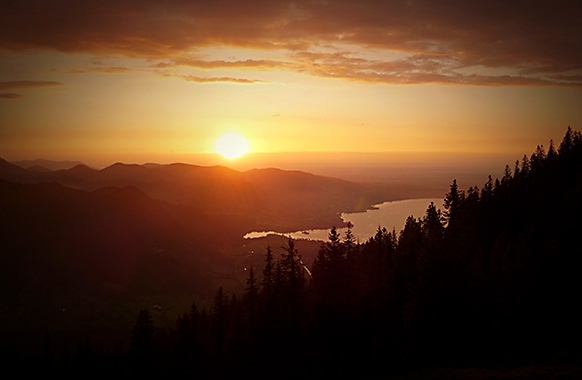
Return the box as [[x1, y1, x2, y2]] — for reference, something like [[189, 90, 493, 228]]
[[178, 75, 262, 84], [0, 80, 62, 99], [0, 80, 63, 90], [69, 66, 130, 74], [162, 58, 286, 70], [0, 93, 23, 99], [285, 51, 582, 86], [548, 74, 582, 83], [1, 1, 581, 86], [162, 51, 582, 86]]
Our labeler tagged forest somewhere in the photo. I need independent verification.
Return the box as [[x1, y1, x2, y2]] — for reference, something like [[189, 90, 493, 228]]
[[3, 128, 582, 378]]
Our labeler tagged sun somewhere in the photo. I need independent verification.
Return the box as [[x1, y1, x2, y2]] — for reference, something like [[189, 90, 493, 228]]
[[215, 133, 250, 159]]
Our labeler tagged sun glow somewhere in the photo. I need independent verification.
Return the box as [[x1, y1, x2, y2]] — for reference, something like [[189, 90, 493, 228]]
[[215, 133, 250, 159]]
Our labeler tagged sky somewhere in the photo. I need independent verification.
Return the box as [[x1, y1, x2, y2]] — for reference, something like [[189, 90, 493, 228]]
[[1, 0, 582, 172]]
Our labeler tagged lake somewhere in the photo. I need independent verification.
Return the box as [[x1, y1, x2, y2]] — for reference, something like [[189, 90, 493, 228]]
[[244, 198, 442, 242]]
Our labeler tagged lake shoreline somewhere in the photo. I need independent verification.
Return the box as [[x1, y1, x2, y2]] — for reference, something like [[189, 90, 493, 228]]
[[244, 198, 441, 242]]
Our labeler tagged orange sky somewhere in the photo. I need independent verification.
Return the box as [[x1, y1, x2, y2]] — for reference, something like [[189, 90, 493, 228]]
[[1, 1, 581, 169]]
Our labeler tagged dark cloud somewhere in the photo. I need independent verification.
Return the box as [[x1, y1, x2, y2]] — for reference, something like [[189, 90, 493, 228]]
[[0, 80, 63, 90], [0, 93, 23, 99], [2, 1, 581, 86]]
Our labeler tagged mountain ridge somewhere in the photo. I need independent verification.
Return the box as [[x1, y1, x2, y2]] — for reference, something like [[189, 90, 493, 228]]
[[11, 158, 85, 171], [0, 158, 394, 232]]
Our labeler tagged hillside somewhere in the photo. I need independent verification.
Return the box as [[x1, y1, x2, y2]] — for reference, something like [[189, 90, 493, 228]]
[[0, 160, 392, 232], [0, 180, 249, 298]]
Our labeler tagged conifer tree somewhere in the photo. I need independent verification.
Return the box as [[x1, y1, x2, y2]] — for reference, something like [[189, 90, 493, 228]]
[[281, 236, 304, 289], [443, 179, 463, 228], [245, 266, 259, 326], [481, 175, 493, 200], [246, 267, 258, 302], [521, 154, 530, 175], [559, 126, 574, 154], [211, 287, 229, 369], [129, 309, 157, 376], [261, 246, 274, 296]]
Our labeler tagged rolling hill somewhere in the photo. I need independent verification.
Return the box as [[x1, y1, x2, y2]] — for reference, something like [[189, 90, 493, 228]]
[[0, 159, 393, 231]]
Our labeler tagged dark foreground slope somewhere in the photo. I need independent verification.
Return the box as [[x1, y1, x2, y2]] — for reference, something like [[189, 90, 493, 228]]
[[0, 179, 260, 365], [0, 180, 252, 296]]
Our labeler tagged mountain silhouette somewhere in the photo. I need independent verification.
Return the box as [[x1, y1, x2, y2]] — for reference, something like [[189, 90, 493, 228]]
[[0, 159, 393, 231], [11, 158, 85, 171]]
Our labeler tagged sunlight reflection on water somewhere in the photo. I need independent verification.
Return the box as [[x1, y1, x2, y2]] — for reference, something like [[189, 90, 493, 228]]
[[244, 198, 441, 242]]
